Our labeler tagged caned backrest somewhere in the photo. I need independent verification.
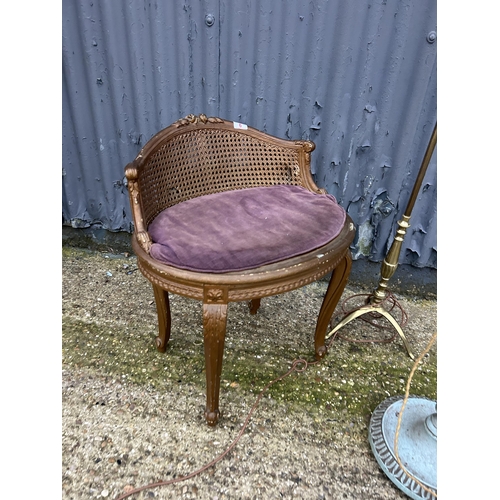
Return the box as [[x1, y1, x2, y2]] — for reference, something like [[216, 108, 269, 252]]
[[126, 115, 318, 229]]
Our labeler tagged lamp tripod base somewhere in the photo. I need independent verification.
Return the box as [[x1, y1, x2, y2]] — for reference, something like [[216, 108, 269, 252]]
[[368, 395, 437, 499], [326, 302, 415, 360]]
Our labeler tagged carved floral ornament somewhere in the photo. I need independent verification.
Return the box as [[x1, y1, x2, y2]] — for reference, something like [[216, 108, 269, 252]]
[[206, 288, 224, 302], [174, 114, 224, 127], [127, 179, 140, 204], [137, 231, 152, 253]]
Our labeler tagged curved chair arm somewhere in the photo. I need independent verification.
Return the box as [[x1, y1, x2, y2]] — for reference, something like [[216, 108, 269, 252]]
[[125, 162, 152, 253], [293, 139, 325, 194]]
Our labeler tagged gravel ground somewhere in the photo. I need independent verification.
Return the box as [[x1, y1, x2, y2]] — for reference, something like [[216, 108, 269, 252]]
[[62, 248, 437, 500]]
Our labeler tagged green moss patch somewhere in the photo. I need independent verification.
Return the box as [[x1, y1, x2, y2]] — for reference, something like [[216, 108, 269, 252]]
[[62, 316, 436, 427]]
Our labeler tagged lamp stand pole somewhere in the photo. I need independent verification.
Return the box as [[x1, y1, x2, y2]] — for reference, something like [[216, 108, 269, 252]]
[[326, 124, 437, 360]]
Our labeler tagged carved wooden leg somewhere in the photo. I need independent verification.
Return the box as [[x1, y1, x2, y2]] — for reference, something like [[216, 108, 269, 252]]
[[202, 300, 228, 426], [314, 252, 352, 360], [249, 298, 261, 315], [152, 285, 171, 353]]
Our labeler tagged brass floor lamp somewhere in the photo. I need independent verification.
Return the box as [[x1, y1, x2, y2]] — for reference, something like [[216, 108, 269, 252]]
[[326, 123, 437, 359]]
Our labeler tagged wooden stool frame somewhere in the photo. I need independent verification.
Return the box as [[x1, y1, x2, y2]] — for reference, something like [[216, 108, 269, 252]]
[[125, 114, 355, 425]]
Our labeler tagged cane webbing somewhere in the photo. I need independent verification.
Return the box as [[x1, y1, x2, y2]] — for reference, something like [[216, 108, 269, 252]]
[[139, 128, 303, 227]]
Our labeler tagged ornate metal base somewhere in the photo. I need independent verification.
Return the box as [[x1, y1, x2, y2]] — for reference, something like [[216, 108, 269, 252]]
[[326, 302, 415, 359], [368, 395, 437, 500]]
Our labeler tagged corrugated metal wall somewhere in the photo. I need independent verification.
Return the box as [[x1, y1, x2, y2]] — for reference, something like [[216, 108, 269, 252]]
[[62, 0, 437, 268]]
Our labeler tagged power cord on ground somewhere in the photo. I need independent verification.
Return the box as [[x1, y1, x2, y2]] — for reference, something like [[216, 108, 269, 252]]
[[394, 331, 437, 498], [113, 293, 434, 500], [114, 357, 321, 500]]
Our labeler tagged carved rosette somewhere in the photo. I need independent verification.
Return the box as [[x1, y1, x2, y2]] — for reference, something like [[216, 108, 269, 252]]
[[204, 286, 228, 304], [174, 114, 225, 128]]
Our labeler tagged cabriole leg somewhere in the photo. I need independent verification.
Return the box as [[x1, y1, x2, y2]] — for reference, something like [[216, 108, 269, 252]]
[[249, 298, 261, 315], [202, 300, 228, 426], [152, 284, 171, 353], [314, 253, 352, 360]]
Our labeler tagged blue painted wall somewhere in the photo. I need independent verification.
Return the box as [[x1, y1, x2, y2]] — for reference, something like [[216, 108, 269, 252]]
[[62, 0, 437, 268]]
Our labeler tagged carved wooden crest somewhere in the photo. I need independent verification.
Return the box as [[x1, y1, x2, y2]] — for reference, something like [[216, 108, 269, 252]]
[[174, 114, 224, 127]]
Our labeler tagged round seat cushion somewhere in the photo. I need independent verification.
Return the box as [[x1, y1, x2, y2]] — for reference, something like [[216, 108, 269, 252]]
[[148, 184, 347, 273]]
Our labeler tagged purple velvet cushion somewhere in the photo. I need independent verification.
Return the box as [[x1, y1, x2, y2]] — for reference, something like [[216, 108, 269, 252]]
[[148, 185, 346, 273]]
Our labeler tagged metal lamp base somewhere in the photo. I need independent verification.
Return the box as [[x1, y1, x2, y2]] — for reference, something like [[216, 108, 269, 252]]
[[368, 395, 437, 499]]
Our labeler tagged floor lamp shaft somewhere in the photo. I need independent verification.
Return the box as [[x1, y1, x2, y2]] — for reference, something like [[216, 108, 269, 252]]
[[405, 124, 437, 216], [372, 124, 437, 305]]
